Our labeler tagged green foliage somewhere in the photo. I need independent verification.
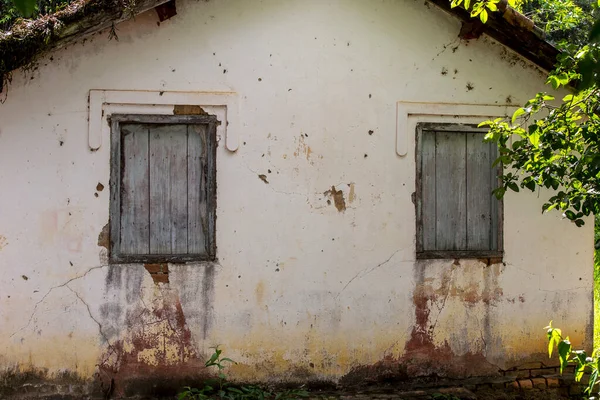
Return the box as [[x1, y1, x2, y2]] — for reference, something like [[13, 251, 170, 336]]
[[178, 347, 310, 400], [521, 0, 599, 47], [472, 0, 600, 226], [546, 322, 599, 397], [480, 82, 600, 226], [0, 0, 74, 29], [449, 0, 520, 23]]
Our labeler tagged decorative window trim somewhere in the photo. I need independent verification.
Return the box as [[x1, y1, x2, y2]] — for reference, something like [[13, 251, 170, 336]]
[[396, 101, 516, 157], [109, 113, 217, 264], [88, 89, 239, 152]]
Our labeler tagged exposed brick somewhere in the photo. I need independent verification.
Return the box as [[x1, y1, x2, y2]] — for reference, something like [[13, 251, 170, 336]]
[[506, 381, 520, 392], [543, 375, 560, 388], [486, 377, 516, 390], [531, 378, 546, 389], [517, 379, 533, 390]]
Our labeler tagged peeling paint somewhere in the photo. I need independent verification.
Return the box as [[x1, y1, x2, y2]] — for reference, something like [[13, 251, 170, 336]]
[[173, 104, 208, 115], [0, 234, 8, 250], [97, 222, 109, 250], [348, 183, 356, 204], [324, 186, 346, 212], [144, 263, 170, 284]]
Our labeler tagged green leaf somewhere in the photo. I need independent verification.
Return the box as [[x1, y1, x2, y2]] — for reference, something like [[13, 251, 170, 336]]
[[548, 75, 560, 90], [12, 0, 36, 17], [587, 369, 597, 395], [529, 131, 540, 147], [524, 180, 536, 191], [507, 182, 519, 192], [558, 339, 572, 373], [512, 108, 526, 124], [493, 187, 506, 200], [480, 9, 488, 23]]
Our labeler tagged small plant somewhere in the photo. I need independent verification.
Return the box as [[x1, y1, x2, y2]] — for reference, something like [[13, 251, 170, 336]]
[[178, 346, 310, 400], [546, 321, 598, 398]]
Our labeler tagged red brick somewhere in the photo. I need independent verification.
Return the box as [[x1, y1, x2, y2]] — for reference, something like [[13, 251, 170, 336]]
[[531, 378, 546, 389], [517, 379, 533, 390]]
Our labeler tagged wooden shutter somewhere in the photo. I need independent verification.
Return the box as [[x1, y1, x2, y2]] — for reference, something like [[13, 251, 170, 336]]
[[416, 124, 502, 259], [110, 115, 217, 263]]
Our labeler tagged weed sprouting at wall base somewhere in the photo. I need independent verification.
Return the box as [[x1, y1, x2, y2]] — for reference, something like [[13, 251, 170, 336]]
[[178, 346, 310, 400]]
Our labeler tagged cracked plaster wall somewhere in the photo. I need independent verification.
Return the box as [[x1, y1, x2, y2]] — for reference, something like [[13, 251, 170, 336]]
[[0, 0, 593, 395]]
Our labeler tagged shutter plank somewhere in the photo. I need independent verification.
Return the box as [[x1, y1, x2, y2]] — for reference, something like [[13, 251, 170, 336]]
[[490, 144, 500, 251], [421, 131, 437, 251], [435, 131, 467, 250], [466, 133, 492, 250], [187, 125, 208, 254], [120, 124, 150, 255], [149, 124, 189, 254]]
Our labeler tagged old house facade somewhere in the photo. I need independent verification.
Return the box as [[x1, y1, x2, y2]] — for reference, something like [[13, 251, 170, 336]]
[[0, 0, 593, 397]]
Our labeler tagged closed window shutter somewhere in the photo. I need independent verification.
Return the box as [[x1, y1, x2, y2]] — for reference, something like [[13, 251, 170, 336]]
[[118, 122, 213, 259], [417, 124, 501, 257]]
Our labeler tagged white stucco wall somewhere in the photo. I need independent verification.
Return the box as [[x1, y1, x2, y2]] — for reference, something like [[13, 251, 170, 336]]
[[0, 0, 593, 395]]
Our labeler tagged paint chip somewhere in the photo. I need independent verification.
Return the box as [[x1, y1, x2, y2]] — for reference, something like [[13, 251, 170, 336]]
[[258, 174, 269, 184]]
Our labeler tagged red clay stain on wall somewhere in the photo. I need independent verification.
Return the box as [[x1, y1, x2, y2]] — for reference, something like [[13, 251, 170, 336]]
[[97, 268, 210, 398], [341, 261, 504, 386]]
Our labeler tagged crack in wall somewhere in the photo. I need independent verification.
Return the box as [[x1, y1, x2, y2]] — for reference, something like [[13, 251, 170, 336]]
[[428, 266, 455, 335], [65, 284, 115, 351], [9, 264, 109, 338], [335, 247, 410, 300]]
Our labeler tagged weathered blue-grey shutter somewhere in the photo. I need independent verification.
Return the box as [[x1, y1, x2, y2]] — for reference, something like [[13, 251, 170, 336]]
[[113, 116, 215, 262], [417, 124, 500, 257], [148, 124, 189, 255], [120, 124, 150, 255], [187, 125, 208, 254]]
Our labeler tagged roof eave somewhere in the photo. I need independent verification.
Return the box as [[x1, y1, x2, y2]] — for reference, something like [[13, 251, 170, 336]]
[[427, 0, 560, 71]]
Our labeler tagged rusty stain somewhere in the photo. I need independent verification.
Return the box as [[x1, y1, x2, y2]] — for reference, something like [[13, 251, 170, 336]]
[[97, 285, 206, 397], [348, 184, 356, 203], [294, 134, 313, 162], [324, 186, 346, 212], [144, 263, 169, 284], [96, 183, 105, 192], [341, 261, 507, 384], [173, 105, 208, 115], [258, 174, 269, 184], [255, 281, 265, 304], [98, 223, 109, 250]]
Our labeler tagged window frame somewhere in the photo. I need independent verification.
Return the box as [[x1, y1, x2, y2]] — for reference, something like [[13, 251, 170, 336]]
[[109, 113, 217, 264], [415, 122, 504, 260]]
